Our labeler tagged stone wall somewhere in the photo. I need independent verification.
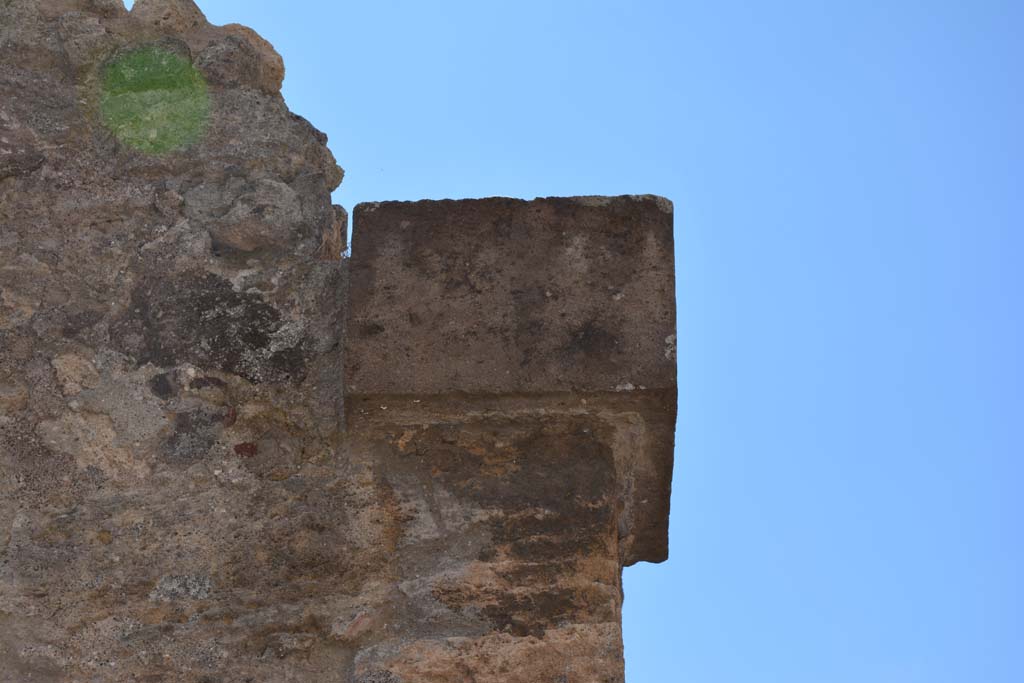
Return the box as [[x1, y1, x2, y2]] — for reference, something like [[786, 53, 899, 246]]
[[0, 2, 676, 681]]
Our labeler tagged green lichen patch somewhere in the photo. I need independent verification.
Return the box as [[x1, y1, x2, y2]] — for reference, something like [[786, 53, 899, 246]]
[[100, 46, 209, 154]]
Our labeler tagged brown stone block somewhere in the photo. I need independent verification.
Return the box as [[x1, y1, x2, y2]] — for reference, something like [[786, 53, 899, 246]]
[[346, 391, 675, 566], [346, 195, 676, 396]]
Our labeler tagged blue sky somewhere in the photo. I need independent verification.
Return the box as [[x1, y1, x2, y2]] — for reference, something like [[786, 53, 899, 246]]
[[131, 1, 1022, 680]]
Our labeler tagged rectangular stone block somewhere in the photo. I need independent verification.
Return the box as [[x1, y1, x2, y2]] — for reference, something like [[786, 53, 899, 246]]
[[346, 390, 676, 566], [346, 195, 676, 397], [345, 195, 678, 567]]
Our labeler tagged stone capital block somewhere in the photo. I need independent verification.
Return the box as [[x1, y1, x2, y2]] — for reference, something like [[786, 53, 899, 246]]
[[346, 195, 676, 397], [345, 195, 677, 566]]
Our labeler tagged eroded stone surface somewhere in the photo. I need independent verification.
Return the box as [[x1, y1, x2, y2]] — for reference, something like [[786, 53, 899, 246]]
[[347, 196, 676, 396], [1, 1, 675, 681], [2, 1, 348, 680]]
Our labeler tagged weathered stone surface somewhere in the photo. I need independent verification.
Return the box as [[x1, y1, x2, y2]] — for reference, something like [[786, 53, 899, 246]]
[[347, 196, 676, 396], [131, 0, 207, 33], [2, 2, 348, 680], [1, 2, 675, 681], [342, 390, 675, 681], [342, 198, 676, 679]]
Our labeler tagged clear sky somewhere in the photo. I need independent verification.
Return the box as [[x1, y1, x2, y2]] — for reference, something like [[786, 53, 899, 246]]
[[130, 1, 1022, 680]]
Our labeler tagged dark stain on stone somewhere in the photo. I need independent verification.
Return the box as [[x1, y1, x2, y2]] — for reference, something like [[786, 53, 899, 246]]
[[564, 320, 618, 356], [148, 372, 175, 399], [358, 321, 385, 337], [234, 442, 257, 457], [482, 589, 579, 637], [192, 376, 226, 390], [111, 272, 307, 384], [61, 308, 105, 338], [433, 580, 582, 638]]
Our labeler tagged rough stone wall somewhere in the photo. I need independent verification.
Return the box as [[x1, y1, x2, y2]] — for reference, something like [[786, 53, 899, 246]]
[[0, 2, 675, 681]]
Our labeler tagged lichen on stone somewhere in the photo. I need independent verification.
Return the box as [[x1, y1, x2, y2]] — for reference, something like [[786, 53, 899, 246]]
[[99, 45, 209, 154]]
